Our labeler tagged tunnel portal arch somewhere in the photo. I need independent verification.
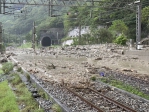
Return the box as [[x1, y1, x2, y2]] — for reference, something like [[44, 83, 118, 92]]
[[41, 36, 51, 47]]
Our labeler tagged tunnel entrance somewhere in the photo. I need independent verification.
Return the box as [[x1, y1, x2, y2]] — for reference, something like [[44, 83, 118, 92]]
[[41, 36, 51, 47]]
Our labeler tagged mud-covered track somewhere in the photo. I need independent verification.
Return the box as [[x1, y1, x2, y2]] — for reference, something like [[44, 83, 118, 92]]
[[89, 88, 137, 112], [65, 86, 137, 112], [64, 86, 104, 112]]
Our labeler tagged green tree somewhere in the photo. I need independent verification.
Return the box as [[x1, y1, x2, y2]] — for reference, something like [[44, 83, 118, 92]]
[[109, 20, 128, 35], [114, 33, 127, 45], [64, 6, 91, 44], [25, 33, 32, 42], [142, 6, 149, 27], [141, 6, 149, 38], [98, 28, 113, 43]]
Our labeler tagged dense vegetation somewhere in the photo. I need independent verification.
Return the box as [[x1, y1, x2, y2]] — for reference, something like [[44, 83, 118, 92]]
[[0, 81, 19, 112], [1, 0, 149, 46], [0, 63, 44, 112]]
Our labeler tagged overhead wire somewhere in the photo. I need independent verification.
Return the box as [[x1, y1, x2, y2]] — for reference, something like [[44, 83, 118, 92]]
[[91, 8, 135, 25], [62, 0, 149, 34]]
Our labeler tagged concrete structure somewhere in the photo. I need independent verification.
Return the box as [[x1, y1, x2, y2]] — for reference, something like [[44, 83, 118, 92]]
[[62, 40, 73, 46], [40, 28, 64, 47], [63, 25, 105, 46], [63, 26, 90, 46], [68, 26, 90, 37]]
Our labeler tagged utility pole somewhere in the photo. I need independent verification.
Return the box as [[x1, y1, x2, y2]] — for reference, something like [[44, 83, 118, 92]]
[[8, 32, 10, 44], [32, 21, 36, 70], [0, 22, 2, 53], [0, 0, 1, 14], [2, 29, 4, 41], [49, 0, 53, 17], [78, 24, 81, 45], [32, 21, 36, 52], [2, 29, 4, 46], [56, 32, 59, 45], [135, 0, 141, 49], [3, 1, 5, 14]]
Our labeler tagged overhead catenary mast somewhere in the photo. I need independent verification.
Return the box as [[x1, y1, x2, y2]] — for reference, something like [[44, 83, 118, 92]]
[[0, 22, 2, 54], [32, 21, 36, 52], [135, 0, 141, 49]]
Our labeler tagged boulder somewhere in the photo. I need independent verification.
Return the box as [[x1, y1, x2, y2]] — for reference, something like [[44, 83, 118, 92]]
[[0, 58, 7, 63]]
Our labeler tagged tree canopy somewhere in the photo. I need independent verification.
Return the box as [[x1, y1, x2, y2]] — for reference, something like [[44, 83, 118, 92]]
[[1, 0, 149, 45]]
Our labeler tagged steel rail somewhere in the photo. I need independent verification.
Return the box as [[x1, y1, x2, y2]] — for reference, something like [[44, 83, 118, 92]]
[[88, 87, 137, 112], [64, 85, 138, 112], [63, 86, 104, 112]]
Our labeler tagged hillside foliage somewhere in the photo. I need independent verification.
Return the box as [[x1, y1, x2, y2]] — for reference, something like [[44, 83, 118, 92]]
[[0, 0, 149, 46]]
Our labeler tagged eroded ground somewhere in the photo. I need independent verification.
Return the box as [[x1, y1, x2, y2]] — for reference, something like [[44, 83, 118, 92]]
[[7, 44, 149, 86]]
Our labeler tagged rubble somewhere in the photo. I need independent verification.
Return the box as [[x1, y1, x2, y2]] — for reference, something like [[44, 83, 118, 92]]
[[6, 44, 149, 112]]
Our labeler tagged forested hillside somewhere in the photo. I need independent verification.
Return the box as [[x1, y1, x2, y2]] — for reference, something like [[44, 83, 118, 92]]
[[1, 0, 149, 45]]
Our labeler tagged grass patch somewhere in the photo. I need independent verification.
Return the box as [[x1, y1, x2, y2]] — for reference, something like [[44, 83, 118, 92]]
[[26, 74, 30, 82], [9, 73, 44, 112], [3, 71, 60, 112], [0, 81, 19, 112], [99, 77, 149, 100], [11, 74, 22, 85], [19, 42, 32, 48], [0, 69, 4, 75], [2, 62, 14, 74], [38, 89, 49, 100], [90, 76, 96, 81], [52, 104, 62, 112], [19, 42, 40, 49], [17, 67, 22, 73]]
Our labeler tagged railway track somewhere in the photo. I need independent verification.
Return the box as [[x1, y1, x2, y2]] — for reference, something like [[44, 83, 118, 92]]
[[39, 79, 98, 112], [65, 86, 137, 112], [36, 75, 139, 112]]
